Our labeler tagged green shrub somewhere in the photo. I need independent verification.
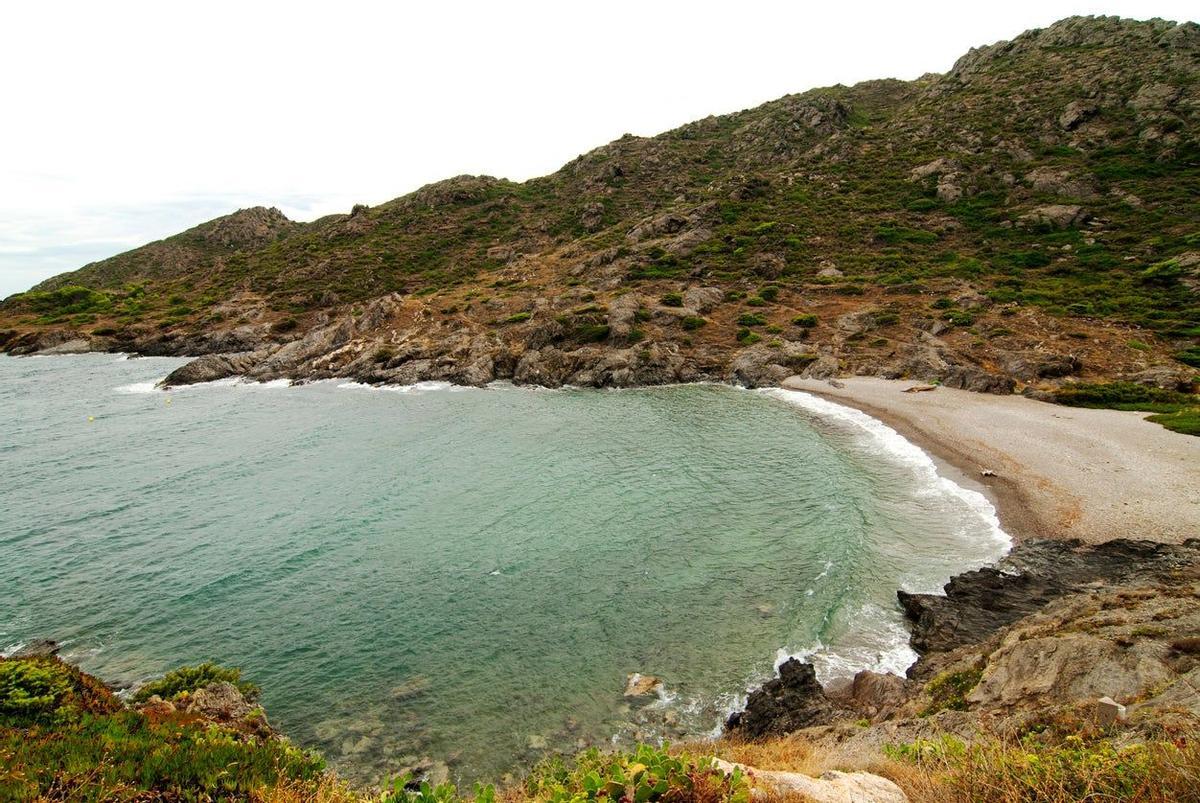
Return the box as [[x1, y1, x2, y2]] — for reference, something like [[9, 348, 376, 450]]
[[573, 324, 611, 343], [1148, 409, 1200, 436], [744, 296, 767, 307], [1051, 382, 1195, 411], [523, 744, 749, 803], [922, 668, 982, 716], [681, 316, 707, 331], [1174, 347, 1200, 368], [943, 310, 976, 327], [736, 328, 761, 345], [784, 353, 818, 369], [504, 311, 532, 324], [16, 286, 112, 316], [874, 223, 938, 244], [1002, 250, 1052, 269], [272, 316, 298, 333], [0, 661, 71, 719], [736, 312, 766, 327], [132, 663, 259, 704], [791, 314, 818, 328], [1051, 382, 1200, 437], [758, 286, 779, 302], [0, 710, 323, 800], [660, 292, 684, 307], [1140, 258, 1183, 285]]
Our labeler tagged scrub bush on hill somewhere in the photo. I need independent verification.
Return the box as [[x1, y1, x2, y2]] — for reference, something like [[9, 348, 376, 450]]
[[0, 710, 325, 801], [1, 656, 322, 802], [0, 661, 71, 719], [1050, 382, 1200, 437], [131, 661, 260, 703]]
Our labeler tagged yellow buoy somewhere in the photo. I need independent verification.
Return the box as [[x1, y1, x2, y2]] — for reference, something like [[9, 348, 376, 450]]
[[87, 416, 95, 422]]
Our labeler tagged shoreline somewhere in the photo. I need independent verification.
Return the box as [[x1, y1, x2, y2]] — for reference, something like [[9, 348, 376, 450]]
[[783, 376, 1200, 544], [12, 351, 1196, 545]]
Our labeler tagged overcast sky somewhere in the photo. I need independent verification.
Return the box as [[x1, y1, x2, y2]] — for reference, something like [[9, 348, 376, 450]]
[[2, 1, 1195, 298]]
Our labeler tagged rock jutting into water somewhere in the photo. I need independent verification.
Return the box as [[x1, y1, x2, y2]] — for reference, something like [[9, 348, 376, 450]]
[[724, 659, 845, 738], [724, 538, 1200, 739], [898, 538, 1200, 657]]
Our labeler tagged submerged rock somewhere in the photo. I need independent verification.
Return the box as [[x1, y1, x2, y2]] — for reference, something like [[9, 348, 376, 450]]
[[624, 672, 663, 697], [8, 639, 60, 658]]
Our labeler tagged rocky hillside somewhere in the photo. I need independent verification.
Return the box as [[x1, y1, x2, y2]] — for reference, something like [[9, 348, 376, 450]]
[[3, 16, 1199, 400]]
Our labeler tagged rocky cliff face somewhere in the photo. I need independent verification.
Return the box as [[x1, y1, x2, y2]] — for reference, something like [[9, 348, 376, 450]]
[[3, 16, 1198, 395]]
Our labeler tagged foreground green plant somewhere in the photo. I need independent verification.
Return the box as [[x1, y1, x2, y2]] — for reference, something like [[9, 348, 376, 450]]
[[0, 656, 320, 802], [0, 661, 71, 719], [524, 744, 748, 803], [0, 710, 324, 801]]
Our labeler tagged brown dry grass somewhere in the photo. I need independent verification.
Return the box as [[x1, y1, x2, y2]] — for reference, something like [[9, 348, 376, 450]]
[[252, 775, 365, 803]]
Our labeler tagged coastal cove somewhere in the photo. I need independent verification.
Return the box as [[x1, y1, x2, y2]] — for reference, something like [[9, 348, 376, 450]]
[[0, 354, 1010, 784]]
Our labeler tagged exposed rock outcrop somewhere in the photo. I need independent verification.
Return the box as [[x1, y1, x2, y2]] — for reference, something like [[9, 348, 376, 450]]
[[725, 659, 843, 738], [712, 759, 908, 803], [898, 538, 1200, 657]]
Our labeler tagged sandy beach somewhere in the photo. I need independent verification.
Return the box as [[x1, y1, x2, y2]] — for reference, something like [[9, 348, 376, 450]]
[[782, 376, 1200, 544]]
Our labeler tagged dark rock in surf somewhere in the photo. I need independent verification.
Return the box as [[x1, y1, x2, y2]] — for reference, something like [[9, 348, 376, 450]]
[[724, 659, 842, 738], [899, 538, 1200, 659], [8, 639, 60, 658]]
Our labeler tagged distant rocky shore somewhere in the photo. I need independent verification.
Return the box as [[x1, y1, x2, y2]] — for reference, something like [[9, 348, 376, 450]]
[[2, 288, 1194, 397]]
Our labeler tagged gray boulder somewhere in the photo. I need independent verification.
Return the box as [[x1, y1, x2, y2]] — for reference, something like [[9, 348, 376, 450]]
[[682, 286, 724, 313], [159, 351, 268, 387], [941, 365, 1015, 394], [1058, 100, 1097, 130], [1019, 205, 1090, 229]]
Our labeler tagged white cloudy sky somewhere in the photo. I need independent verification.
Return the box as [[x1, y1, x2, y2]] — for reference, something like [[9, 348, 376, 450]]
[[2, 1, 1195, 297]]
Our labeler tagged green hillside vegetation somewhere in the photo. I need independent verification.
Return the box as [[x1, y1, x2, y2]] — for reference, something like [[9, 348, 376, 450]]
[[2, 16, 1197, 419]]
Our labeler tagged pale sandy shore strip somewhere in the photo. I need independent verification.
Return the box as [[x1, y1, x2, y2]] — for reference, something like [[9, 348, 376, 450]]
[[782, 376, 1200, 545]]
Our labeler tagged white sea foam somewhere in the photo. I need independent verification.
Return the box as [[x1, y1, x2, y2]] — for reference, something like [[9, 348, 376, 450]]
[[737, 387, 1013, 694], [114, 381, 160, 394], [764, 388, 1011, 554], [336, 380, 456, 394], [115, 377, 297, 393]]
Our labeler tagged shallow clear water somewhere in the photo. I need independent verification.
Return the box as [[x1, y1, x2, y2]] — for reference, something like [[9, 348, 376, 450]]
[[0, 354, 1007, 784]]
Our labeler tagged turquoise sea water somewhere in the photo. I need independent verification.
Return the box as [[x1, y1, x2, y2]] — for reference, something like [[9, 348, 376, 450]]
[[0, 354, 1007, 784]]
